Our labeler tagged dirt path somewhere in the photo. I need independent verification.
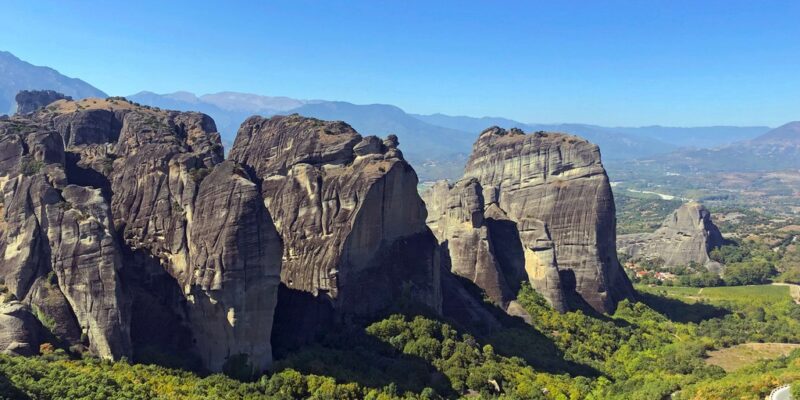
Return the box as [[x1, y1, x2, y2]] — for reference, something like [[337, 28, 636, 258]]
[[772, 283, 800, 304]]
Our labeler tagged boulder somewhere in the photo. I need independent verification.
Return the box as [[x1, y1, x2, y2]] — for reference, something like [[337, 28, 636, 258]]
[[0, 302, 43, 356]]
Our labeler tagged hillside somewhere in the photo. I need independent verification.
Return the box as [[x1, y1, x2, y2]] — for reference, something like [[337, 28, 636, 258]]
[[753, 121, 800, 145]]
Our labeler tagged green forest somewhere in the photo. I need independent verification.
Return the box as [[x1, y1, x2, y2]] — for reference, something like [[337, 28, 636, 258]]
[[2, 281, 799, 400]]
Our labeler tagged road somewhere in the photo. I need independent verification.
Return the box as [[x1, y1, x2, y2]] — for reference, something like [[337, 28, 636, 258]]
[[768, 384, 792, 400]]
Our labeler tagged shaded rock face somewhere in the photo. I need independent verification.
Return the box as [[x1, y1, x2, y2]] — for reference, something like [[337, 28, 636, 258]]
[[14, 90, 72, 115], [0, 97, 282, 373], [186, 161, 282, 372], [230, 114, 441, 320], [425, 127, 634, 314], [0, 302, 43, 355], [618, 202, 724, 269], [424, 179, 531, 310]]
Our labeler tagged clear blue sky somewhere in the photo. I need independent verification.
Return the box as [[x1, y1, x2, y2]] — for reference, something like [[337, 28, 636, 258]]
[[2, 0, 798, 126]]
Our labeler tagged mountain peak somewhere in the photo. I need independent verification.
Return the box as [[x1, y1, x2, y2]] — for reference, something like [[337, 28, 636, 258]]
[[754, 121, 800, 144], [0, 50, 107, 114]]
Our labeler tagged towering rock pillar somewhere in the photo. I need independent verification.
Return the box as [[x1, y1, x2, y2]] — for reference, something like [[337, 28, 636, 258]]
[[425, 127, 634, 314], [618, 202, 725, 270], [230, 115, 442, 320], [1, 96, 284, 373]]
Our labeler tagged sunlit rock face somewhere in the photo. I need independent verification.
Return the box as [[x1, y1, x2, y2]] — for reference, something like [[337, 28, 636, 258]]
[[0, 116, 130, 360], [0, 96, 283, 373], [230, 114, 442, 320], [618, 202, 725, 270], [425, 127, 634, 314]]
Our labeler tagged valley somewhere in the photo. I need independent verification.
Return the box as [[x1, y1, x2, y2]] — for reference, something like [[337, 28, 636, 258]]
[[1, 20, 800, 398]]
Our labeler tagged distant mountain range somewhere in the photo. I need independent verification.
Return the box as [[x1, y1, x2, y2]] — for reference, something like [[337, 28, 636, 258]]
[[0, 51, 106, 114], [0, 50, 786, 181], [631, 122, 800, 173]]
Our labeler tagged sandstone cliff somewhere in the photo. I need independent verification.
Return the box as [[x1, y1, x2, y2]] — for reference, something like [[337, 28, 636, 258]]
[[425, 127, 634, 314], [0, 96, 282, 373], [229, 114, 441, 319], [618, 202, 724, 269], [0, 116, 130, 359]]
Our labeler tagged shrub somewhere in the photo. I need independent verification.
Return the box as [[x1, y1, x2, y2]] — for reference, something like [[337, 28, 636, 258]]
[[20, 157, 44, 176]]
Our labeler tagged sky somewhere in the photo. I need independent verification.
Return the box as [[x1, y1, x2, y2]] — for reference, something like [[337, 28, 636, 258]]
[[2, 0, 798, 126]]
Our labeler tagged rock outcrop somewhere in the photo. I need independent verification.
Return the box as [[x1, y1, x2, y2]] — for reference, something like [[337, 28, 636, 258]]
[[618, 202, 724, 269], [229, 114, 441, 319], [14, 90, 72, 115], [0, 302, 43, 356], [0, 116, 130, 359], [0, 96, 283, 373], [424, 127, 634, 314]]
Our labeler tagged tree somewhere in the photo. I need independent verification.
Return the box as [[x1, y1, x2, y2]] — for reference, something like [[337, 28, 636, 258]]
[[724, 259, 776, 285]]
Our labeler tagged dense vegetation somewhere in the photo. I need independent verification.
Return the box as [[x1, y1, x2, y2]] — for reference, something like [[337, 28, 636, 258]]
[[614, 192, 683, 235], [1, 280, 799, 399], [630, 235, 800, 288]]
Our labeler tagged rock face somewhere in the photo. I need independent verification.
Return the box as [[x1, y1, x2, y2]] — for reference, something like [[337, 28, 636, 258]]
[[618, 202, 724, 269], [14, 90, 72, 115], [424, 127, 634, 314], [0, 96, 282, 373], [0, 116, 130, 359], [0, 302, 43, 356], [229, 114, 441, 319]]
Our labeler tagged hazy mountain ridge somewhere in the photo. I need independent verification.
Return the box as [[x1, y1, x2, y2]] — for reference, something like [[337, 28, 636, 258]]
[[637, 122, 800, 173], [413, 113, 771, 156], [0, 50, 785, 182], [0, 51, 106, 114]]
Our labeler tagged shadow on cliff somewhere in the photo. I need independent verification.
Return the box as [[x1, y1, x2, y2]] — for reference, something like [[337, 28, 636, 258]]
[[120, 248, 204, 372], [270, 275, 601, 395], [272, 284, 455, 395], [442, 274, 601, 378], [64, 152, 113, 201], [0, 371, 29, 400], [636, 291, 729, 323]]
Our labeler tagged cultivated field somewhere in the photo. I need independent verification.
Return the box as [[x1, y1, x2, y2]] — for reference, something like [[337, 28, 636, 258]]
[[705, 343, 800, 372]]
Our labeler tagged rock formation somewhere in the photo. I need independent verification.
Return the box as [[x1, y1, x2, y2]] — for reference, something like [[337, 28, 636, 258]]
[[0, 302, 44, 356], [424, 127, 634, 314], [0, 96, 282, 373], [0, 115, 130, 359], [618, 202, 724, 269], [15, 90, 72, 115], [229, 114, 441, 319]]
